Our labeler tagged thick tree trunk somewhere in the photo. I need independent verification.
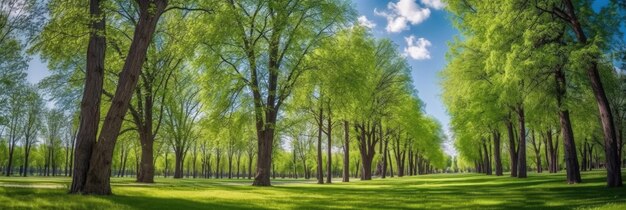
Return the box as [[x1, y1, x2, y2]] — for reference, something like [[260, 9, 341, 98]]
[[252, 129, 274, 186], [563, 0, 621, 187], [137, 131, 154, 183], [81, 1, 166, 194], [343, 121, 349, 182], [516, 105, 527, 178], [361, 156, 372, 180], [174, 151, 183, 179], [69, 0, 105, 194]]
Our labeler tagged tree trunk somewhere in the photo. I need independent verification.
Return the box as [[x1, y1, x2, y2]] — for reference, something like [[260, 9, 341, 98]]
[[236, 153, 241, 179], [555, 66, 582, 183], [560, 110, 582, 183], [516, 105, 527, 178], [382, 139, 388, 178], [355, 121, 378, 180], [174, 150, 183, 179], [23, 148, 30, 177], [581, 140, 587, 171], [137, 129, 155, 183], [121, 150, 128, 177], [493, 131, 503, 176], [388, 150, 395, 177], [6, 144, 15, 176], [325, 108, 332, 184], [248, 154, 253, 180], [541, 134, 551, 172], [252, 128, 274, 186], [506, 118, 517, 177], [342, 121, 349, 182], [530, 131, 542, 173], [563, 0, 621, 187], [316, 106, 324, 184], [77, 0, 166, 195], [482, 141, 491, 175], [70, 0, 105, 194], [228, 153, 233, 179]]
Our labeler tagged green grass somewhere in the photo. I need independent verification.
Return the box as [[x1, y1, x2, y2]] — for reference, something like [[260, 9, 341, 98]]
[[0, 171, 625, 209]]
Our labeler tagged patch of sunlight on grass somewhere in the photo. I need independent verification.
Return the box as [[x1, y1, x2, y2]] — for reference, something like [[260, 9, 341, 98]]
[[472, 199, 504, 205]]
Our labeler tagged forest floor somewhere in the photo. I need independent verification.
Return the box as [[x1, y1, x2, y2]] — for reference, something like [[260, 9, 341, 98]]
[[0, 170, 625, 209]]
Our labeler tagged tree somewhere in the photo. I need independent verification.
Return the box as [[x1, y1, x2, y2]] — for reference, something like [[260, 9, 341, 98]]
[[21, 86, 43, 177], [43, 109, 64, 176], [4, 84, 26, 176], [197, 0, 352, 186], [163, 69, 201, 179]]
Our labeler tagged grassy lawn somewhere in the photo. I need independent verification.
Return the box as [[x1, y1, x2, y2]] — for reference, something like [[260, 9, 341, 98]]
[[0, 171, 625, 209]]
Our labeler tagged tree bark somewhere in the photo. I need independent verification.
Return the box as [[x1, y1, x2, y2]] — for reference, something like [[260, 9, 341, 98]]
[[252, 128, 275, 185], [137, 131, 155, 183], [69, 0, 105, 194]]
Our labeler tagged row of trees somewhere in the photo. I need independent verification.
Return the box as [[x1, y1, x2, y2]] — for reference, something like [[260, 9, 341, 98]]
[[1, 0, 448, 195], [442, 0, 626, 187]]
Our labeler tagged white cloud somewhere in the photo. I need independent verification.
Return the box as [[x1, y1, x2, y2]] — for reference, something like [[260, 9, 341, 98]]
[[374, 0, 431, 33], [421, 0, 446, 10], [403, 36, 432, 60], [357, 15, 376, 29]]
